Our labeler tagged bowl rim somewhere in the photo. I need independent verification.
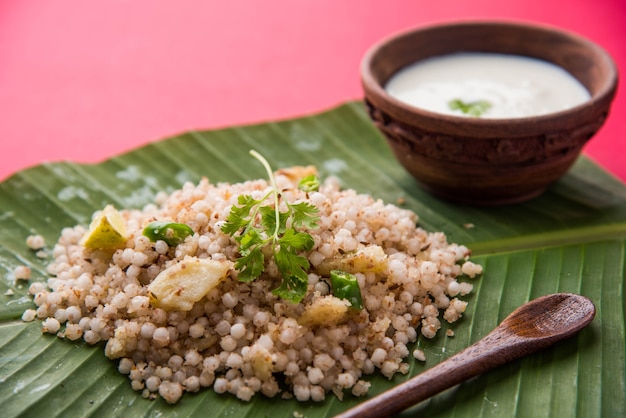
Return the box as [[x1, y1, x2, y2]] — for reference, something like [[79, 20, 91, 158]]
[[360, 19, 619, 137]]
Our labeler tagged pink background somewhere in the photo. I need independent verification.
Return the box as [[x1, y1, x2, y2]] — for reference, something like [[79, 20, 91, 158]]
[[1, 0, 624, 182]]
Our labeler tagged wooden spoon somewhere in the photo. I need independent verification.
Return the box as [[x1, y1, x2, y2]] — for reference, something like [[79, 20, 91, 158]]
[[336, 293, 595, 418]]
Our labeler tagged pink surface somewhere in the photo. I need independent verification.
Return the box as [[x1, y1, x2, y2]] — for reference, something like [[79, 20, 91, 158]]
[[1, 0, 625, 182]]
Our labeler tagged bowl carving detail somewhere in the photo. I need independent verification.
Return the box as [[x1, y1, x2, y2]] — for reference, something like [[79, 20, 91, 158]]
[[366, 100, 608, 166]]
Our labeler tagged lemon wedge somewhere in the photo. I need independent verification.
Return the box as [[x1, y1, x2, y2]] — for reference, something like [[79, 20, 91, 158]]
[[80, 205, 128, 250]]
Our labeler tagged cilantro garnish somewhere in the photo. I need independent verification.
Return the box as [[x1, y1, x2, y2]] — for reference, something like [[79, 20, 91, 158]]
[[448, 99, 492, 117], [221, 150, 320, 303]]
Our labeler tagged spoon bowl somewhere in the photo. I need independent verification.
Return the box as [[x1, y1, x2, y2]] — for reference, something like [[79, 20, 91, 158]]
[[336, 293, 595, 418], [504, 292, 595, 339]]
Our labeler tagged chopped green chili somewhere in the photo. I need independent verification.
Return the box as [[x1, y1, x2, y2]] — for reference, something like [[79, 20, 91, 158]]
[[298, 174, 320, 192], [330, 270, 363, 310], [143, 221, 194, 246]]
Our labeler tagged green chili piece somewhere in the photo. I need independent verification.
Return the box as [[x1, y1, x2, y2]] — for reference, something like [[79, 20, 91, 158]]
[[298, 174, 320, 192], [143, 221, 194, 246], [330, 270, 363, 310]]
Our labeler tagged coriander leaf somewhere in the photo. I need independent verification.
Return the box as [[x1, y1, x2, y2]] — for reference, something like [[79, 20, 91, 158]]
[[289, 202, 320, 229], [234, 247, 265, 282], [260, 206, 288, 235], [272, 275, 309, 304], [237, 193, 263, 210], [238, 228, 265, 252], [222, 150, 321, 304], [279, 228, 315, 252], [448, 99, 492, 117], [275, 246, 310, 276], [221, 195, 262, 236]]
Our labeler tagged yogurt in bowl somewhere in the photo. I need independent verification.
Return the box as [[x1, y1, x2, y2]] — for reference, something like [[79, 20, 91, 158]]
[[385, 52, 591, 119]]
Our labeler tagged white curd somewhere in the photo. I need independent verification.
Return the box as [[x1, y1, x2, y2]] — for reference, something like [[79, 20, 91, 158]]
[[385, 52, 590, 118]]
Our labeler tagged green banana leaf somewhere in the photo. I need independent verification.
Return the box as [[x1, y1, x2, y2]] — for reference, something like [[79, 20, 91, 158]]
[[1, 102, 624, 418]]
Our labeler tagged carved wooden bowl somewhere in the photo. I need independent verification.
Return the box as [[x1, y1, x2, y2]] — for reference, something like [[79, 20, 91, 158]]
[[361, 21, 618, 205]]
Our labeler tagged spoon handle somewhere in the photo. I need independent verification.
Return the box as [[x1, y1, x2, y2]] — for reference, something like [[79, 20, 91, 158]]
[[335, 329, 521, 418], [336, 293, 595, 418]]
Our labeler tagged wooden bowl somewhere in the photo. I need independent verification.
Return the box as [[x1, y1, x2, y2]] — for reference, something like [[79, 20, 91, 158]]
[[361, 21, 618, 205]]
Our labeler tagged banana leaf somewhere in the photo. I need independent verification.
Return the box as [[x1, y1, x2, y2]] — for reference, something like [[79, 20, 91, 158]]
[[1, 102, 624, 418]]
